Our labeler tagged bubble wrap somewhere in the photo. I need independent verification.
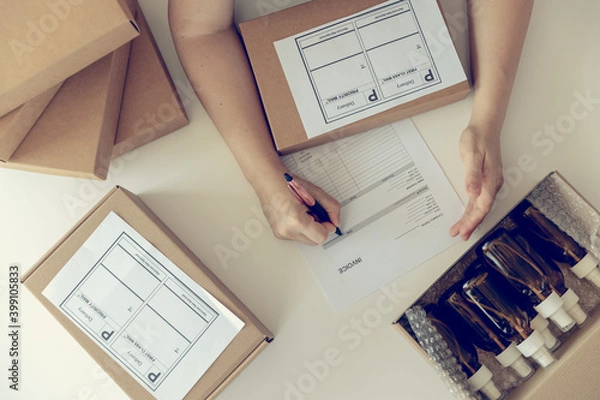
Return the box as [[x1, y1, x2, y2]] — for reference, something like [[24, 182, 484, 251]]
[[405, 306, 481, 400], [527, 174, 600, 260]]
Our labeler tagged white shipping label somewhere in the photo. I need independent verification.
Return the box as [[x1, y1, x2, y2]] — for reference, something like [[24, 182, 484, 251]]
[[275, 0, 467, 138], [43, 212, 244, 400]]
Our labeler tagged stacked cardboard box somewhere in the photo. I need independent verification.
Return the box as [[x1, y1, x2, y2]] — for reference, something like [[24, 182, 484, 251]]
[[22, 186, 273, 399], [0, 0, 188, 179]]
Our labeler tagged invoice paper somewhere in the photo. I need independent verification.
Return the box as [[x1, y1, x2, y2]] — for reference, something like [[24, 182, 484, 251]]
[[274, 0, 466, 139], [43, 212, 244, 400], [282, 119, 463, 311]]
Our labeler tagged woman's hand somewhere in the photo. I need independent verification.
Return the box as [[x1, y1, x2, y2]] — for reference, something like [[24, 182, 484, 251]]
[[450, 125, 503, 241], [255, 175, 341, 246]]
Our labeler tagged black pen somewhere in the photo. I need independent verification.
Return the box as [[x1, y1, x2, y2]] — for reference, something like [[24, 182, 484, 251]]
[[284, 173, 342, 236]]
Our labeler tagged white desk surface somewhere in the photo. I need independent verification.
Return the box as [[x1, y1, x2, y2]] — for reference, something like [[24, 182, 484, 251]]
[[1, 1, 599, 399]]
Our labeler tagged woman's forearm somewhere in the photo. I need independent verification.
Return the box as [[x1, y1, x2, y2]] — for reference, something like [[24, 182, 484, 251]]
[[468, 0, 534, 131], [169, 1, 286, 189]]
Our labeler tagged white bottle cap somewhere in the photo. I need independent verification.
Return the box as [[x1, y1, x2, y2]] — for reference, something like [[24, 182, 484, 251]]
[[550, 306, 576, 332], [534, 292, 575, 331], [585, 267, 600, 288], [480, 381, 503, 400], [468, 364, 501, 399], [510, 356, 535, 379], [516, 330, 545, 358], [530, 314, 560, 351], [561, 288, 588, 325], [571, 253, 600, 287], [496, 342, 521, 367], [530, 346, 557, 369], [529, 313, 549, 331], [496, 342, 534, 378]]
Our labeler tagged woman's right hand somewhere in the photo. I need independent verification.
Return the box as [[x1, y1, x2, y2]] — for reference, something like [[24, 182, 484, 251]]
[[255, 174, 341, 246]]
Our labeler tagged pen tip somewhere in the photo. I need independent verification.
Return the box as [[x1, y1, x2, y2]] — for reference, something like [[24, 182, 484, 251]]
[[284, 173, 293, 182], [335, 227, 343, 236]]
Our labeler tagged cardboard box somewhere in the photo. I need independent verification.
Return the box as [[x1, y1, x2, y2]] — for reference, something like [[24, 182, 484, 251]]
[[112, 5, 188, 159], [0, 83, 62, 162], [394, 172, 600, 399], [508, 311, 600, 400], [21, 186, 273, 399], [239, 0, 470, 154], [0, 0, 139, 117], [1, 42, 131, 179]]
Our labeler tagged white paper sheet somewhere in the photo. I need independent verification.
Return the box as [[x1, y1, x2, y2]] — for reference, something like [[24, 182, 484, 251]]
[[43, 212, 244, 400], [282, 119, 463, 311], [274, 0, 466, 139]]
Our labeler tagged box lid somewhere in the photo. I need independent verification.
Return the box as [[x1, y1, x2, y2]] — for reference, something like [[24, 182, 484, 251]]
[[0, 0, 139, 116], [22, 186, 272, 399], [239, 0, 469, 154]]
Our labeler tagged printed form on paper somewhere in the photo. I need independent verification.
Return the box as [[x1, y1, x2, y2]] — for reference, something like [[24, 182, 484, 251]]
[[274, 0, 466, 139], [43, 212, 244, 400], [282, 119, 464, 311]]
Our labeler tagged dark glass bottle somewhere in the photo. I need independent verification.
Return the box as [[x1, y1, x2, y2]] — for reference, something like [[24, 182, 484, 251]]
[[513, 228, 588, 325], [511, 200, 600, 287], [441, 286, 533, 378], [424, 304, 502, 399], [480, 228, 575, 332], [462, 271, 556, 368], [464, 262, 560, 350]]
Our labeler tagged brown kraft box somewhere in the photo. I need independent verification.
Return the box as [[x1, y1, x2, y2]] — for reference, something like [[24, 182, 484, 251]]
[[0, 0, 139, 117], [239, 0, 470, 154], [1, 42, 131, 179], [112, 5, 188, 159], [0, 83, 62, 162], [21, 186, 273, 400], [394, 171, 600, 399]]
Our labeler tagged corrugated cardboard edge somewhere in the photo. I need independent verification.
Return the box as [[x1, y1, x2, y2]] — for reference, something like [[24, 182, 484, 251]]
[[0, 0, 139, 118], [93, 41, 132, 179], [239, 0, 470, 154], [21, 186, 273, 399], [0, 83, 63, 162], [111, 5, 189, 159]]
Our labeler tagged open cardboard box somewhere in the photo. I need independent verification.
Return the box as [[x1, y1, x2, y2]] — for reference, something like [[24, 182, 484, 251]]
[[21, 186, 272, 399], [240, 0, 470, 154], [394, 171, 600, 399]]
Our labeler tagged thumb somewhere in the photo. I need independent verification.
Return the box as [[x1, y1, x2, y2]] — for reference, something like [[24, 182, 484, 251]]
[[464, 149, 484, 196]]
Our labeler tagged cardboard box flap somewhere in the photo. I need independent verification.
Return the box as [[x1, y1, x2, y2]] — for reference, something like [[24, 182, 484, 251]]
[[23, 186, 272, 399], [0, 0, 139, 116], [0, 82, 62, 162]]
